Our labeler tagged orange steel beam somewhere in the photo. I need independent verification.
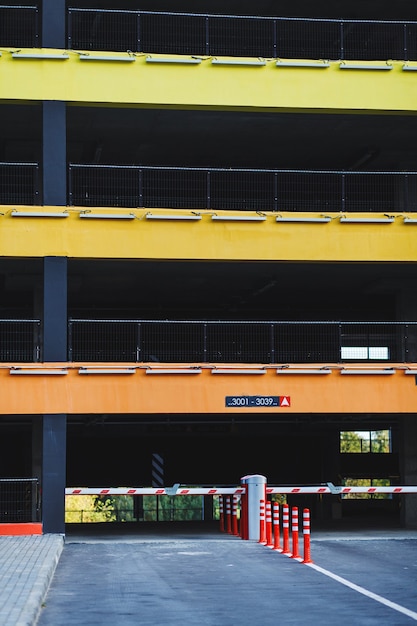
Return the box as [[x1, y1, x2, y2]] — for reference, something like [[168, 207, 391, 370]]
[[0, 364, 416, 414]]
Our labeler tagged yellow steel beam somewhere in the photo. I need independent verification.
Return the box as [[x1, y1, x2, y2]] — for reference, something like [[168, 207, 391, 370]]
[[1, 50, 417, 113], [2, 206, 417, 261]]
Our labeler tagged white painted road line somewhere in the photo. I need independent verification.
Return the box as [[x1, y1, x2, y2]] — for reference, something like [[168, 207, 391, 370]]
[[306, 562, 417, 622]]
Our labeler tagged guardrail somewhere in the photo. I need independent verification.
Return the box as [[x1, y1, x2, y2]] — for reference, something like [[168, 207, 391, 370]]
[[68, 319, 417, 364], [0, 5, 39, 47], [0, 319, 41, 362], [67, 8, 417, 61], [0, 162, 40, 206], [0, 478, 39, 523], [68, 165, 417, 213]]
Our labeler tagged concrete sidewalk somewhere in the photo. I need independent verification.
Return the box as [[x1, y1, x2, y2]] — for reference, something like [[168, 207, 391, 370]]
[[0, 535, 64, 626]]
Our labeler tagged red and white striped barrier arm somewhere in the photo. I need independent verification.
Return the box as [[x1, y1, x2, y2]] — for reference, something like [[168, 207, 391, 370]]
[[266, 486, 417, 495], [66, 487, 245, 496]]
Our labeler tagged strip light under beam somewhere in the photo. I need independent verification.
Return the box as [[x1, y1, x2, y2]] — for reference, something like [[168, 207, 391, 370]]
[[146, 368, 202, 374], [340, 369, 395, 375], [276, 369, 332, 374]]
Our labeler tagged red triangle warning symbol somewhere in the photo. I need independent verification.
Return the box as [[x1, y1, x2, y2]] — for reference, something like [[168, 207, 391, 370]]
[[280, 396, 291, 407]]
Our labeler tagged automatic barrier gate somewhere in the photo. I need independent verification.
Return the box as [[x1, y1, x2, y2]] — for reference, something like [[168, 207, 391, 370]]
[[66, 474, 417, 542]]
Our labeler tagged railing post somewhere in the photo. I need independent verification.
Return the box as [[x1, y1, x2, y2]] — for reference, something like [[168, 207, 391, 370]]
[[340, 21, 344, 61], [137, 12, 141, 53], [206, 170, 211, 209], [138, 168, 143, 207], [136, 322, 141, 362], [68, 319, 72, 361], [203, 322, 207, 362], [205, 16, 210, 56], [274, 171, 278, 212]]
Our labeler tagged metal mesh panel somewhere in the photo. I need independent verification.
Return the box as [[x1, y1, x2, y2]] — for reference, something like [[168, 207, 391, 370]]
[[276, 19, 341, 60], [0, 321, 40, 362], [0, 479, 38, 523], [142, 168, 208, 209], [274, 322, 340, 363], [141, 322, 204, 362], [341, 21, 406, 61], [208, 16, 275, 58], [210, 170, 275, 211], [277, 172, 342, 212], [70, 321, 138, 361], [0, 6, 38, 47], [68, 9, 138, 51], [340, 323, 401, 361], [69, 166, 140, 208], [344, 173, 401, 212], [0, 163, 39, 205], [206, 323, 272, 363], [140, 13, 206, 55]]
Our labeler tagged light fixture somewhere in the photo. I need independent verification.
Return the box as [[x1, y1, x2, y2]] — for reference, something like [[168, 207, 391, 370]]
[[78, 368, 136, 375], [10, 368, 68, 375], [11, 52, 69, 60], [276, 368, 332, 374], [339, 216, 394, 224], [146, 56, 201, 64], [146, 368, 202, 374], [276, 59, 330, 68], [404, 369, 417, 374], [403, 217, 417, 224], [211, 215, 266, 222], [145, 213, 202, 221], [79, 213, 135, 220], [212, 58, 266, 66], [11, 210, 69, 218], [340, 369, 395, 375], [78, 54, 136, 62], [339, 62, 393, 70], [402, 64, 417, 71], [276, 216, 331, 223], [211, 369, 266, 375]]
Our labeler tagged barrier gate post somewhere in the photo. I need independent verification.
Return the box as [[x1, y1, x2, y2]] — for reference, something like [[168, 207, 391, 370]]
[[240, 474, 267, 541]]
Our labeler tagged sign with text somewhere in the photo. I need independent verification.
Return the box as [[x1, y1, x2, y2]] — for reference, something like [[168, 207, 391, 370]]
[[225, 396, 290, 408]]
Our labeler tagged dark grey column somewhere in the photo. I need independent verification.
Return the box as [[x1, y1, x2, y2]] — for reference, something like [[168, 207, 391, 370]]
[[42, 0, 66, 49], [43, 257, 67, 362], [400, 416, 417, 529], [41, 414, 67, 534], [43, 102, 67, 206]]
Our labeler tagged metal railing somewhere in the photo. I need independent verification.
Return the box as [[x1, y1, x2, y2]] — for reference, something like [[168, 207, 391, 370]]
[[0, 478, 39, 522], [68, 165, 417, 213], [0, 5, 39, 47], [68, 319, 417, 364], [0, 320, 41, 362], [0, 163, 40, 205], [67, 8, 417, 61]]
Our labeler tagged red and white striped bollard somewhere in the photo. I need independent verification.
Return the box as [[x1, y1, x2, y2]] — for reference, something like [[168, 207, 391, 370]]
[[265, 501, 273, 547], [282, 503, 291, 554], [273, 502, 282, 552], [291, 506, 301, 560], [258, 499, 266, 544], [303, 508, 313, 564]]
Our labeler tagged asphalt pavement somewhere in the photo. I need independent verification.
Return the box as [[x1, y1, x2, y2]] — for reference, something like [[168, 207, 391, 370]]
[[1, 523, 417, 626]]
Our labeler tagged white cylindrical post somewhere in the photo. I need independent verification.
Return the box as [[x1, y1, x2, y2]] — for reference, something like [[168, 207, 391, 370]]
[[240, 474, 267, 541]]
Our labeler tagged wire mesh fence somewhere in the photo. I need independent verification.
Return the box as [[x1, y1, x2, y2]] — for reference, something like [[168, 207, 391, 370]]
[[68, 165, 417, 213], [0, 478, 39, 523], [0, 163, 40, 206], [0, 320, 41, 362], [0, 5, 39, 47], [68, 319, 417, 364], [67, 8, 417, 61]]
